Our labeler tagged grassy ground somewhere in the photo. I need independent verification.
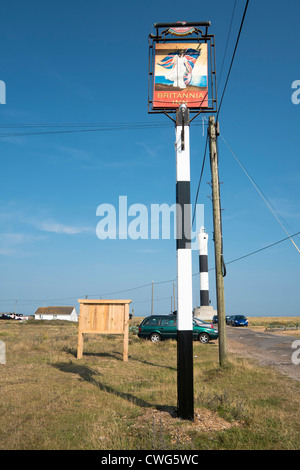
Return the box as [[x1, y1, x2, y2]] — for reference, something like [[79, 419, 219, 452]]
[[247, 317, 300, 337], [248, 316, 300, 327], [0, 318, 299, 450]]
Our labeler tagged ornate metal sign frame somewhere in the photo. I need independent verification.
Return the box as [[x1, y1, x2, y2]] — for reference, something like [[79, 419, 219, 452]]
[[148, 21, 217, 122]]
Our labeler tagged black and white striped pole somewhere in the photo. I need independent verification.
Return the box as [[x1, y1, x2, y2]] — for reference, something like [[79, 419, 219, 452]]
[[175, 104, 194, 421], [198, 226, 209, 307]]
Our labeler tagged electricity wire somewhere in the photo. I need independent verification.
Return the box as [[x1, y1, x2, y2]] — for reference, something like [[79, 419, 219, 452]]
[[1, 229, 298, 306], [192, 0, 249, 226], [220, 133, 300, 254], [222, 230, 300, 266], [0, 120, 208, 138], [192, 133, 208, 227], [217, 0, 250, 120], [217, 0, 238, 93]]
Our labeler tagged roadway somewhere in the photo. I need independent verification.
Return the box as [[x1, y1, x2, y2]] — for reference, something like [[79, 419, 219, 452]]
[[225, 326, 300, 382]]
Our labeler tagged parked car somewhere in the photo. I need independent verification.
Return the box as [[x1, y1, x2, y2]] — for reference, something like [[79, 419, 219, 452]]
[[213, 315, 231, 325], [193, 317, 214, 329], [0, 313, 28, 321], [138, 314, 218, 343], [228, 315, 248, 327]]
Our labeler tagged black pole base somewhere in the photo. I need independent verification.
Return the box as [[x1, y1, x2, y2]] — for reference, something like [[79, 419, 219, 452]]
[[177, 330, 194, 420]]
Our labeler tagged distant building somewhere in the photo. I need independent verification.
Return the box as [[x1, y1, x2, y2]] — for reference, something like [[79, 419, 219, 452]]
[[34, 306, 78, 322]]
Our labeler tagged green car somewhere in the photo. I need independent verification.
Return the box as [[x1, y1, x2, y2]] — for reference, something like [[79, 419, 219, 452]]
[[138, 315, 218, 344]]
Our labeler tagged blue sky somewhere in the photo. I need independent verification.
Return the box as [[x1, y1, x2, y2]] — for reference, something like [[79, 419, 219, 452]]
[[0, 0, 299, 317]]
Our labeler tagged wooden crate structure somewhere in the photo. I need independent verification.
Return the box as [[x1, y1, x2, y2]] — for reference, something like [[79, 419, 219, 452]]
[[77, 299, 131, 361]]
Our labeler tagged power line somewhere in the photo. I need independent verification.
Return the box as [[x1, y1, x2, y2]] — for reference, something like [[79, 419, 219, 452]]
[[217, 0, 238, 93], [192, 1, 248, 225], [0, 124, 169, 138], [0, 122, 165, 127], [1, 229, 298, 305], [0, 120, 208, 138], [220, 133, 300, 254], [217, 0, 250, 120], [0, 122, 170, 129], [223, 231, 300, 266], [133, 295, 171, 305], [86, 282, 153, 298], [192, 133, 208, 226]]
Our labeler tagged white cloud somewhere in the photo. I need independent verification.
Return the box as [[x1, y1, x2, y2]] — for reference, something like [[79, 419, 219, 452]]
[[0, 232, 46, 257], [136, 141, 164, 159], [0, 201, 94, 258], [58, 146, 91, 162], [269, 197, 300, 220], [32, 219, 93, 235]]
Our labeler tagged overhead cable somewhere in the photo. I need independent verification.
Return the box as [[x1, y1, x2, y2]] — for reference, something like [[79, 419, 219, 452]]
[[1, 229, 298, 305], [220, 133, 300, 254], [217, 0, 250, 120], [217, 0, 238, 93]]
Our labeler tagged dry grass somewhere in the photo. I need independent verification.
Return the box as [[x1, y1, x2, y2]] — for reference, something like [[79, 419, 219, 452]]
[[248, 317, 300, 337], [249, 316, 300, 326], [0, 318, 299, 450]]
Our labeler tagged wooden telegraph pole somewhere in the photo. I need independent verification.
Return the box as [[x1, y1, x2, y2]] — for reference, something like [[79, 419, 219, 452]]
[[208, 116, 227, 366]]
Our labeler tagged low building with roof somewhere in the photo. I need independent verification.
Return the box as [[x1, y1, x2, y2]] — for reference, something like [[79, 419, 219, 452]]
[[34, 306, 78, 322]]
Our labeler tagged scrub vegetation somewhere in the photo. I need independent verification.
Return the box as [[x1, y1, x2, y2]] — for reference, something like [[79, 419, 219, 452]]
[[0, 318, 299, 450]]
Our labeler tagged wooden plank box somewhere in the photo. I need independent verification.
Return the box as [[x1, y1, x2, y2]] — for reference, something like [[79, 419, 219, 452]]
[[77, 299, 131, 361]]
